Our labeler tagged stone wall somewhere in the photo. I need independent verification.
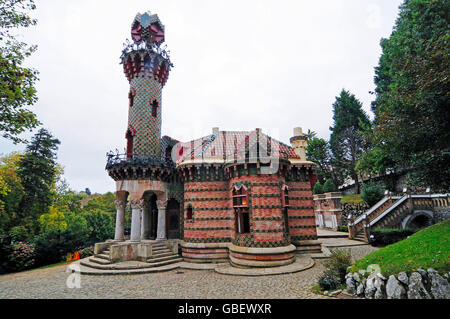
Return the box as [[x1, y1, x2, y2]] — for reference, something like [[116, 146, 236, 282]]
[[345, 268, 450, 299]]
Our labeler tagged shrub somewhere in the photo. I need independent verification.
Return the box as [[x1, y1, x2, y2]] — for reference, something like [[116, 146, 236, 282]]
[[313, 182, 323, 194], [9, 225, 32, 243], [33, 229, 87, 267], [0, 235, 13, 274], [323, 179, 337, 193], [337, 225, 348, 233], [78, 246, 94, 259], [361, 182, 384, 207], [370, 228, 417, 246], [323, 249, 352, 284], [8, 242, 35, 272], [84, 210, 114, 243], [318, 272, 340, 291]]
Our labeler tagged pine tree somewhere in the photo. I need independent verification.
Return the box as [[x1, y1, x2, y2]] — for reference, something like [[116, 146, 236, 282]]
[[329, 89, 370, 193], [17, 128, 60, 234]]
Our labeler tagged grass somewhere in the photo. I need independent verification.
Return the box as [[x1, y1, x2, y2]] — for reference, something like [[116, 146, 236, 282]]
[[33, 261, 70, 270], [350, 219, 450, 276], [340, 194, 364, 205]]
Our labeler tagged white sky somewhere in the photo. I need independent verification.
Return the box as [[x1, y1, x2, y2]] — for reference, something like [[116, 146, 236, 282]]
[[0, 0, 403, 194]]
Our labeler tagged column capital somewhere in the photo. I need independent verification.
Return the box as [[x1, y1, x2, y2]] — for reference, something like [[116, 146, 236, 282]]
[[156, 199, 167, 210], [115, 199, 127, 210], [130, 198, 145, 210]]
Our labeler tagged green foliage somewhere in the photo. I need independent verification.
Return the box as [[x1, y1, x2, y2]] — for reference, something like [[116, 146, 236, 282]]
[[329, 89, 371, 191], [0, 152, 24, 234], [350, 220, 450, 276], [77, 245, 94, 259], [318, 271, 340, 291], [306, 137, 335, 184], [0, 0, 40, 143], [361, 182, 384, 207], [371, 0, 450, 190], [313, 182, 323, 194], [340, 194, 364, 205], [8, 241, 35, 272], [33, 228, 87, 267], [83, 210, 114, 243], [17, 128, 60, 235], [370, 228, 417, 247], [323, 249, 353, 284], [9, 225, 31, 242], [323, 179, 337, 193], [337, 225, 348, 233], [82, 192, 116, 214], [39, 206, 67, 233]]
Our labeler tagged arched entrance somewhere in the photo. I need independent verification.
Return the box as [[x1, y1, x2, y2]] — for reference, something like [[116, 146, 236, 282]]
[[166, 199, 180, 239], [402, 210, 433, 230]]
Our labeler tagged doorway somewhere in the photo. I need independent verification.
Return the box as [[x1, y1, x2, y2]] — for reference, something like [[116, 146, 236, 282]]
[[166, 199, 180, 239]]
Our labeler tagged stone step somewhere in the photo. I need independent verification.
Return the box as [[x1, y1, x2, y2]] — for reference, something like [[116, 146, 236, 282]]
[[146, 255, 180, 264], [152, 248, 172, 255], [76, 261, 180, 275], [145, 257, 183, 267], [148, 251, 175, 258], [96, 253, 110, 260], [88, 257, 112, 265], [152, 245, 169, 251]]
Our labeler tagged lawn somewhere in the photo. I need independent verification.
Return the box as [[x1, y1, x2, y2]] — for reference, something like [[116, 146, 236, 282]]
[[349, 219, 450, 276], [340, 194, 364, 205]]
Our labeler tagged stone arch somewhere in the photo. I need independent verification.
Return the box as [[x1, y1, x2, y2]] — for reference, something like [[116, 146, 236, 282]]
[[402, 210, 434, 230]]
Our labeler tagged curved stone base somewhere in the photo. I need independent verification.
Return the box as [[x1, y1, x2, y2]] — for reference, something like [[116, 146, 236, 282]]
[[181, 241, 230, 263], [228, 244, 296, 268]]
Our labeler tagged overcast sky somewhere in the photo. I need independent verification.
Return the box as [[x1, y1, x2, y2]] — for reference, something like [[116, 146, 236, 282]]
[[0, 0, 403, 194]]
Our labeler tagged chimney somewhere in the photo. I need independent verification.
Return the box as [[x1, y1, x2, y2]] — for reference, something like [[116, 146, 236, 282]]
[[290, 127, 307, 161], [212, 127, 219, 135]]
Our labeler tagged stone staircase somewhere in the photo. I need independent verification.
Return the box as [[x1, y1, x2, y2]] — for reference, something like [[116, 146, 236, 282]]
[[349, 193, 449, 243], [80, 241, 182, 270]]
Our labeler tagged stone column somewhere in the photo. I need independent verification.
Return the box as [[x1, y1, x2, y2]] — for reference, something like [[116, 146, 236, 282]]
[[130, 199, 144, 242], [114, 199, 127, 241], [156, 200, 167, 240]]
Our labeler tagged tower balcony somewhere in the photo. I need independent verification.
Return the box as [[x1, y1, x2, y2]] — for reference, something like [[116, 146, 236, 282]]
[[106, 151, 176, 182]]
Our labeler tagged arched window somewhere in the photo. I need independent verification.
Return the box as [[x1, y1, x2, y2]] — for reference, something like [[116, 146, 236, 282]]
[[126, 130, 134, 158], [128, 88, 136, 107], [151, 100, 159, 118], [282, 185, 289, 233], [186, 205, 193, 221], [233, 185, 250, 234], [282, 185, 289, 207]]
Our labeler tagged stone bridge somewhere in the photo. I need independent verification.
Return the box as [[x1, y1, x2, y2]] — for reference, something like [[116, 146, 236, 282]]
[[348, 193, 449, 242]]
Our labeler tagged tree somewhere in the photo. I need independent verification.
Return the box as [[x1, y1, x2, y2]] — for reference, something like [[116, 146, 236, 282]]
[[0, 0, 40, 143], [323, 179, 337, 193], [313, 182, 324, 195], [306, 137, 333, 184], [83, 210, 114, 243], [371, 0, 450, 190], [0, 152, 24, 233], [329, 89, 370, 193], [17, 128, 60, 234]]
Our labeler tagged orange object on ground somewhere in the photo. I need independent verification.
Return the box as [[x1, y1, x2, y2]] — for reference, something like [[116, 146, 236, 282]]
[[73, 251, 80, 260]]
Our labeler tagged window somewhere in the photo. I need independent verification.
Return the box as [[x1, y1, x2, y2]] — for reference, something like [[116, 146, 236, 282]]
[[233, 185, 250, 234], [128, 88, 136, 107], [186, 205, 193, 221], [126, 130, 134, 158], [151, 100, 158, 117], [282, 185, 289, 207], [282, 185, 289, 233]]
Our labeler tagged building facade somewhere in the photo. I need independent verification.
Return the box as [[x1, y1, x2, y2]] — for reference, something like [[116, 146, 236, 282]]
[[105, 11, 319, 268]]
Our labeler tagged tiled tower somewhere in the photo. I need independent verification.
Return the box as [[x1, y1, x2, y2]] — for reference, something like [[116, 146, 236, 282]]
[[121, 12, 173, 158]]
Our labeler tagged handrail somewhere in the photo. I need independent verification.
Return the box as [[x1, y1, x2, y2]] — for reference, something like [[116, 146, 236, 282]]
[[369, 195, 409, 227], [353, 196, 391, 226]]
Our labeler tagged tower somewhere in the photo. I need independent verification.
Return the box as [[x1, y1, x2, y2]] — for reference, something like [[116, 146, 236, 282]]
[[121, 11, 173, 159], [290, 127, 307, 161]]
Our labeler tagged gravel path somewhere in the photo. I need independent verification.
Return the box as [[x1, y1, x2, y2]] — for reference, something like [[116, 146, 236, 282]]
[[0, 261, 329, 299]]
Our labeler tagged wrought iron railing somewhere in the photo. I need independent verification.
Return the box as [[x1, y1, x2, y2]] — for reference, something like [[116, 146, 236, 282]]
[[105, 151, 175, 170]]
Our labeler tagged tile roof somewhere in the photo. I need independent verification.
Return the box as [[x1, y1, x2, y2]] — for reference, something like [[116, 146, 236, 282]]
[[174, 130, 300, 165]]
